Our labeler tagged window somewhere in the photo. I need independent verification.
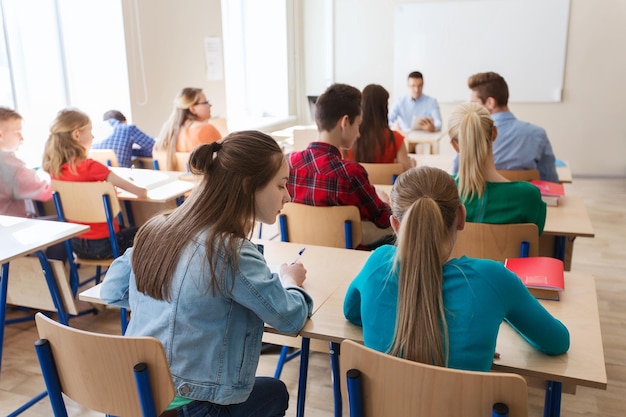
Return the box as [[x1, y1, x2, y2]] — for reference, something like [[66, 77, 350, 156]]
[[221, 0, 293, 130], [0, 0, 129, 167]]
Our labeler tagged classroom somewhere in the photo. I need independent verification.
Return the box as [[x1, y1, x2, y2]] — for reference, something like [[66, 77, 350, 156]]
[[1, 0, 625, 416]]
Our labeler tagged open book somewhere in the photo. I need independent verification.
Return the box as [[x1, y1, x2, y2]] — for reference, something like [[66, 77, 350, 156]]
[[530, 179, 565, 206], [504, 256, 565, 301]]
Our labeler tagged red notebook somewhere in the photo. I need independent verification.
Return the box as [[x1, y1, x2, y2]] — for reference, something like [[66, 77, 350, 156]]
[[530, 180, 565, 206], [504, 256, 565, 301]]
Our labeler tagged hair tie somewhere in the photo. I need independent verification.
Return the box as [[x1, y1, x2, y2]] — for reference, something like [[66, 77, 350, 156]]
[[213, 142, 223, 152]]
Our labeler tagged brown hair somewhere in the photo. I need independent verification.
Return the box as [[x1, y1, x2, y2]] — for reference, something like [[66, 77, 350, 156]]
[[468, 72, 509, 107], [353, 84, 395, 162], [448, 102, 495, 201], [315, 83, 361, 132], [42, 108, 91, 176], [132, 130, 285, 301], [155, 87, 206, 170], [388, 166, 461, 366], [0, 107, 22, 122]]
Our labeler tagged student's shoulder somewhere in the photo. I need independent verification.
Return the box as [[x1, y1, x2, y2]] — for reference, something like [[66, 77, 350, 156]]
[[447, 256, 513, 282], [506, 180, 542, 198]]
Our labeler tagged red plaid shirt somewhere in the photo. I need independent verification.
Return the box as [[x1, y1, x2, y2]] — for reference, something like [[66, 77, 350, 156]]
[[287, 142, 391, 228]]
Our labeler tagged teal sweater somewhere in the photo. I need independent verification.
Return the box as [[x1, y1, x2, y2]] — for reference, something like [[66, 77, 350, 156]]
[[461, 181, 547, 234], [343, 245, 569, 372]]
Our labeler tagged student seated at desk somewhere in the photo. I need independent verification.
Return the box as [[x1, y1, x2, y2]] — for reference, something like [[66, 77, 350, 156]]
[[344, 84, 415, 171], [449, 102, 546, 234], [287, 83, 393, 249], [452, 72, 559, 182], [42, 109, 147, 260], [155, 87, 222, 170], [101, 133, 313, 417], [343, 166, 569, 372]]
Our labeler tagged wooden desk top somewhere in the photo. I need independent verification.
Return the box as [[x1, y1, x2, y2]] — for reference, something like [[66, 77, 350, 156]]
[[0, 215, 89, 263], [112, 167, 195, 203], [80, 239, 371, 316], [301, 271, 607, 391], [403, 130, 447, 143]]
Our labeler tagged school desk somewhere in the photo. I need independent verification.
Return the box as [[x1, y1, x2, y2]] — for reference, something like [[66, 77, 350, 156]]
[[301, 271, 606, 417], [0, 216, 88, 377], [110, 167, 195, 226], [403, 129, 447, 154]]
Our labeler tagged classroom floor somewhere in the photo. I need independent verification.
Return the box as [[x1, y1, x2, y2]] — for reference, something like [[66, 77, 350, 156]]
[[0, 177, 625, 417]]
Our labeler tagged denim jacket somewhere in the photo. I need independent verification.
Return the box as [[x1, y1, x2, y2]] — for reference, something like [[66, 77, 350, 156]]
[[101, 236, 313, 404]]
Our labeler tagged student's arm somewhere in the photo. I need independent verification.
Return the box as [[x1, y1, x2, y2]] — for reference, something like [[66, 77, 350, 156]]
[[230, 242, 314, 335], [526, 185, 547, 235], [14, 165, 53, 202], [100, 247, 133, 308], [343, 280, 363, 326], [349, 165, 392, 228], [129, 125, 155, 156], [501, 267, 570, 355], [106, 171, 148, 198], [536, 132, 559, 182], [394, 134, 416, 171]]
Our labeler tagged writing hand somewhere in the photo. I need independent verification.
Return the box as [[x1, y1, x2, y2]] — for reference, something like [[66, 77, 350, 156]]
[[280, 262, 307, 288]]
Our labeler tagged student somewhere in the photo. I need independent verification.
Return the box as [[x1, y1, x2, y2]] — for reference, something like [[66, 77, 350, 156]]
[[155, 87, 222, 170], [42, 108, 147, 260], [452, 71, 559, 182], [388, 71, 442, 132], [0, 107, 52, 217], [101, 132, 313, 416], [287, 83, 393, 248], [343, 166, 569, 372], [91, 110, 155, 167], [345, 84, 415, 171], [449, 102, 546, 234]]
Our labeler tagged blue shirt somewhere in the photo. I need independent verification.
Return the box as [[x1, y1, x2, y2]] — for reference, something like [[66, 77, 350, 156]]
[[453, 111, 559, 182], [344, 245, 569, 372], [388, 93, 442, 131], [92, 119, 155, 167]]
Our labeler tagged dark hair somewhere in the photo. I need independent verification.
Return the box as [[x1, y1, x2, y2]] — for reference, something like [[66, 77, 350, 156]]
[[468, 72, 509, 107], [132, 130, 285, 301], [408, 71, 424, 80], [353, 84, 395, 162], [315, 83, 361, 132], [103, 110, 126, 122]]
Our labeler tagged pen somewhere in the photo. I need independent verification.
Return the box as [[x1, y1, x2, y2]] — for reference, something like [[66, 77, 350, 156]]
[[291, 247, 306, 264], [129, 165, 135, 182]]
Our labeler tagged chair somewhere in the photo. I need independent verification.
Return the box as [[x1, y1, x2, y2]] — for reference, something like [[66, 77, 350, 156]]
[[210, 117, 229, 137], [88, 149, 119, 167], [34, 312, 175, 417], [292, 128, 318, 152], [360, 163, 404, 185], [340, 340, 528, 417], [51, 180, 129, 332], [279, 202, 362, 249], [497, 169, 540, 181], [451, 222, 539, 263], [153, 150, 191, 172]]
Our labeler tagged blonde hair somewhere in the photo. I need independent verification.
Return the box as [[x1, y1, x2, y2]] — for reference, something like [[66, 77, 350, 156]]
[[155, 87, 205, 170], [448, 102, 494, 201], [388, 166, 460, 366], [42, 108, 91, 176]]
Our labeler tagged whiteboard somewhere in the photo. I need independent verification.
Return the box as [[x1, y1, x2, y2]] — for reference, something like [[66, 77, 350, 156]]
[[393, 0, 570, 103]]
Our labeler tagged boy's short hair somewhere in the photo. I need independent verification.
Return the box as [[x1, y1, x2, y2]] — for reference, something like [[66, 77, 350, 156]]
[[103, 110, 126, 122], [315, 83, 361, 132], [0, 107, 22, 122], [408, 71, 423, 80], [468, 72, 509, 107]]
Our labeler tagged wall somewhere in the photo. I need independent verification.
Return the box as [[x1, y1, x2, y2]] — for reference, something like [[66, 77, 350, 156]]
[[305, 0, 626, 176], [120, 0, 225, 137]]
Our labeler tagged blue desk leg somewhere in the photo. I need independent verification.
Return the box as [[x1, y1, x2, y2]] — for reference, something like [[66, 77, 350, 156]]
[[543, 380, 562, 417], [34, 251, 70, 325], [296, 337, 311, 417], [0, 262, 9, 373], [553, 236, 566, 262], [330, 341, 342, 417]]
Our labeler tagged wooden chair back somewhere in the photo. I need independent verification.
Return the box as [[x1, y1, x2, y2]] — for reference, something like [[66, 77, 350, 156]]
[[279, 202, 362, 249], [360, 163, 405, 185], [153, 149, 191, 171], [51, 180, 121, 224], [34, 313, 175, 417], [497, 169, 540, 181], [7, 257, 78, 315], [340, 340, 528, 417], [451, 222, 539, 263], [88, 149, 119, 167]]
